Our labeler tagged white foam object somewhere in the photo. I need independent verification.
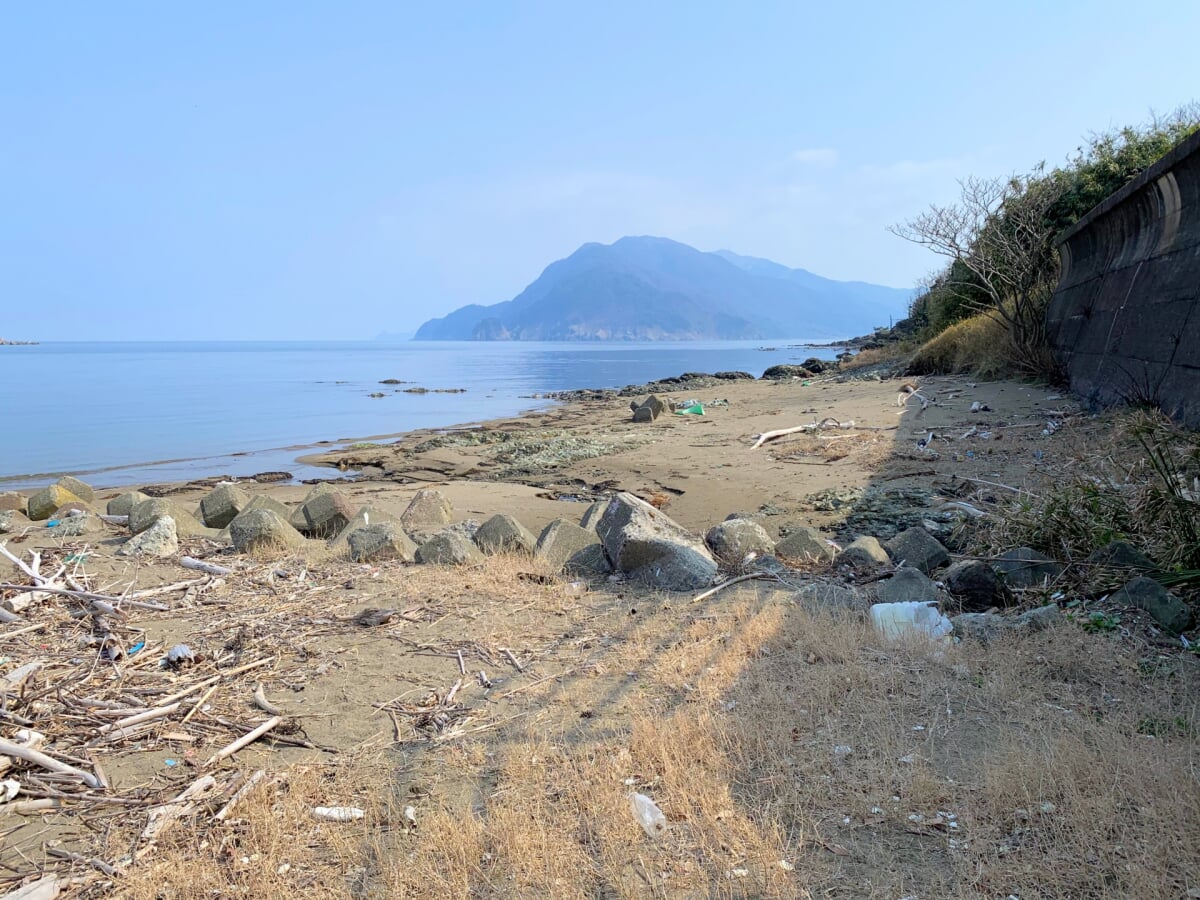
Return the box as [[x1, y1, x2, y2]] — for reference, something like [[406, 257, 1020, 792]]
[[870, 601, 953, 642], [629, 792, 667, 837]]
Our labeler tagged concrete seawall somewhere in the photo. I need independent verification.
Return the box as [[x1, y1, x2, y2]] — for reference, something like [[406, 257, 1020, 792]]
[[1047, 129, 1200, 427]]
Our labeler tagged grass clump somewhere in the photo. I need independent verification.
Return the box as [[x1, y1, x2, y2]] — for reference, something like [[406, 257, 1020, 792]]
[[907, 312, 1009, 377]]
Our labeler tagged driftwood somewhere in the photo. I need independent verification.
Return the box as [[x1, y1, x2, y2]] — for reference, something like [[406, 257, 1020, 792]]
[[751, 418, 856, 449], [692, 572, 769, 603], [0, 738, 103, 789], [181, 556, 233, 576], [140, 774, 217, 844], [203, 716, 282, 768], [252, 682, 284, 716]]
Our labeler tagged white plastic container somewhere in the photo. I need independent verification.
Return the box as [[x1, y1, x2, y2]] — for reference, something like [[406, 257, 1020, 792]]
[[628, 792, 667, 837], [870, 601, 953, 642]]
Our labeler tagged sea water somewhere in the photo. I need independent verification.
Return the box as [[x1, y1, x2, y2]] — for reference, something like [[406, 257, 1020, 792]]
[[0, 339, 841, 488]]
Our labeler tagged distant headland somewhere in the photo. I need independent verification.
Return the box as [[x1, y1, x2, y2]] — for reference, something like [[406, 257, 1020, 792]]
[[0, 338, 38, 346]]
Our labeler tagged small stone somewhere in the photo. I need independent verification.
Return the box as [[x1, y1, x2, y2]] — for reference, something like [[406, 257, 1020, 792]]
[[0, 510, 30, 534], [347, 522, 417, 563], [775, 525, 834, 562], [833, 536, 891, 570], [400, 489, 454, 530], [952, 605, 1062, 642], [415, 531, 484, 566], [883, 527, 950, 575], [704, 518, 776, 565], [944, 559, 1013, 611], [474, 514, 537, 555], [229, 508, 307, 555], [1110, 576, 1194, 633], [993, 547, 1064, 588], [200, 484, 252, 529], [0, 493, 25, 513], [106, 491, 149, 517], [119, 516, 179, 558], [872, 568, 948, 605], [536, 519, 612, 575], [27, 485, 84, 521], [54, 476, 94, 504]]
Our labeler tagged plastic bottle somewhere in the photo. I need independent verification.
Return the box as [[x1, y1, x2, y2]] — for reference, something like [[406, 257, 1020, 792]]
[[870, 601, 953, 642], [628, 792, 667, 837]]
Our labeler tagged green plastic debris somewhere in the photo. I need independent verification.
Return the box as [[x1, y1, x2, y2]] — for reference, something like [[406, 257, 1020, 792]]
[[676, 403, 705, 416]]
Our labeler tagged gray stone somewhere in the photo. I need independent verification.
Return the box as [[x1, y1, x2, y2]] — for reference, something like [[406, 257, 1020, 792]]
[[578, 501, 608, 532], [775, 526, 834, 562], [871, 568, 948, 605], [301, 491, 356, 538], [328, 506, 399, 552], [944, 559, 1013, 611], [0, 510, 30, 534], [27, 485, 84, 521], [474, 514, 537, 555], [53, 513, 104, 537], [792, 581, 870, 613], [748, 554, 790, 576], [229, 508, 307, 555], [536, 519, 612, 575], [54, 476, 94, 504], [704, 518, 776, 565], [1110, 576, 1194, 633], [233, 494, 294, 529], [1085, 540, 1156, 574], [129, 498, 207, 538], [951, 605, 1063, 642], [833, 536, 891, 570], [415, 531, 484, 566], [408, 518, 479, 548], [632, 395, 667, 423], [993, 547, 1064, 588], [596, 492, 717, 591], [107, 491, 149, 517], [883, 528, 949, 575], [401, 489, 454, 530], [118, 516, 179, 558], [200, 484, 252, 529], [348, 522, 417, 563], [0, 493, 25, 513]]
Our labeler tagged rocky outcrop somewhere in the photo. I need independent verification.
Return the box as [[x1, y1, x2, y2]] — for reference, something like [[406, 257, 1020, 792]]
[[883, 528, 949, 575], [596, 492, 717, 591], [704, 518, 776, 565], [474, 514, 536, 555], [536, 519, 611, 575]]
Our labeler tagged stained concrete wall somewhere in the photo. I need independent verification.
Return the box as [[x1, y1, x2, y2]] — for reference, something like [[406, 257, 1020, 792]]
[[1047, 129, 1200, 428]]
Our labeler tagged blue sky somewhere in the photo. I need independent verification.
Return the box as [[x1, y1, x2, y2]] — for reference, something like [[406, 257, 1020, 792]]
[[2, 2, 1197, 340]]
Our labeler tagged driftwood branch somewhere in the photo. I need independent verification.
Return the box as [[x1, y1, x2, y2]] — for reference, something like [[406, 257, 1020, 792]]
[[0, 738, 103, 790], [204, 716, 282, 768], [181, 556, 233, 576]]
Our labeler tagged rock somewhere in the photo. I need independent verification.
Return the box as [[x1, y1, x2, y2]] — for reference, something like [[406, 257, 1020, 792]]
[[1110, 576, 1194, 633], [328, 506, 399, 552], [118, 516, 179, 558], [27, 485, 83, 521], [0, 493, 25, 513], [871, 568, 949, 605], [799, 357, 828, 374], [747, 555, 790, 576], [54, 476, 94, 504], [400, 489, 454, 530], [348, 522, 417, 563], [0, 510, 30, 534], [596, 492, 717, 591], [883, 528, 949, 575], [301, 491, 356, 538], [760, 364, 812, 380], [631, 395, 667, 423], [200, 484, 251, 529], [233, 494, 294, 529], [408, 519, 479, 548], [229, 508, 307, 555], [833, 536, 891, 570], [107, 491, 149, 517], [474, 514, 537, 555], [130, 498, 206, 537], [792, 581, 870, 612], [951, 605, 1063, 642], [415, 531, 484, 566], [713, 371, 754, 380], [775, 526, 834, 562], [52, 513, 104, 537], [536, 519, 612, 575], [51, 501, 94, 519], [579, 501, 608, 531], [944, 559, 1013, 611], [993, 547, 1064, 588], [704, 518, 776, 565], [1086, 540, 1156, 574]]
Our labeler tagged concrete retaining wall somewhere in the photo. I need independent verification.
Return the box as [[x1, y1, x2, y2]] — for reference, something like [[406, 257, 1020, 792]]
[[1046, 129, 1200, 427]]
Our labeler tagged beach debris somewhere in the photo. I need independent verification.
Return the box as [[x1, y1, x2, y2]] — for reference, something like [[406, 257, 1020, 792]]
[[166, 644, 196, 667], [253, 682, 285, 715], [751, 417, 856, 449], [2, 874, 63, 899], [351, 607, 398, 627], [181, 556, 234, 576], [596, 492, 718, 591], [629, 791, 668, 837], [675, 402, 705, 416], [870, 601, 953, 642], [312, 806, 366, 822]]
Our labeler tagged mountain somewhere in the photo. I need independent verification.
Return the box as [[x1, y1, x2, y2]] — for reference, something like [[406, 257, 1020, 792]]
[[414, 236, 912, 341]]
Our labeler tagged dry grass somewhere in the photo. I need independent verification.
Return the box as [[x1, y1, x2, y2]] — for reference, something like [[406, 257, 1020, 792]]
[[838, 341, 911, 372], [909, 313, 1010, 377], [106, 565, 1200, 899]]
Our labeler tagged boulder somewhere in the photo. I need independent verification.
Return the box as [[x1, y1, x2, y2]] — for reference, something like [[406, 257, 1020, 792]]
[[792, 581, 870, 613], [54, 476, 94, 504], [408, 519, 480, 548], [0, 510, 30, 534], [400, 489, 453, 530], [118, 516, 179, 558], [883, 528, 949, 575], [993, 547, 1064, 589], [833, 536, 891, 571], [0, 493, 25, 513], [944, 559, 1013, 611], [1110, 576, 1194, 633], [53, 513, 104, 537], [871, 567, 949, 605], [229, 509, 307, 555], [704, 518, 776, 565], [301, 491, 356, 538], [107, 491, 150, 517], [474, 514, 537, 555], [799, 357, 828, 374], [348, 522, 417, 563], [951, 605, 1063, 642], [536, 519, 612, 575], [631, 395, 667, 423], [713, 371, 754, 380], [579, 501, 607, 532], [775, 526, 834, 562], [328, 506, 399, 552], [130, 498, 206, 537], [1086, 540, 1156, 574], [415, 531, 484, 566], [200, 484, 252, 529], [596, 492, 717, 591], [27, 485, 83, 521], [234, 494, 294, 528], [760, 365, 812, 381]]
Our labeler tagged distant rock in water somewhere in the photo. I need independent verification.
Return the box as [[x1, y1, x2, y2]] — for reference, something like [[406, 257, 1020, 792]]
[[414, 236, 911, 341]]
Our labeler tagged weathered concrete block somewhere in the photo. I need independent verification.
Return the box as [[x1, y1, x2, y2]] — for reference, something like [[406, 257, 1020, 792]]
[[53, 512, 104, 537], [301, 491, 356, 538], [704, 518, 776, 565], [0, 510, 30, 534], [118, 516, 179, 558], [474, 514, 536, 555], [55, 476, 94, 504], [200, 484, 252, 529], [415, 531, 483, 566], [536, 518, 612, 575], [348, 522, 417, 563], [129, 498, 206, 537], [229, 508, 306, 555], [328, 506, 399, 552], [884, 528, 949, 575], [107, 491, 150, 517], [596, 492, 717, 591], [401, 489, 454, 530], [578, 501, 608, 532], [0, 493, 25, 513], [27, 485, 83, 521]]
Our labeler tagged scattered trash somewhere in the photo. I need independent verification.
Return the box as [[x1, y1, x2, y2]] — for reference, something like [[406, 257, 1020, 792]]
[[128, 641, 145, 656], [312, 806, 365, 822], [564, 581, 586, 598], [629, 791, 667, 837], [0, 779, 20, 802], [45, 520, 60, 528], [675, 403, 705, 416], [870, 601, 953, 642], [969, 402, 992, 413], [778, 860, 794, 871], [404, 805, 418, 829], [165, 644, 195, 668], [833, 745, 854, 756], [164, 759, 177, 768], [727, 868, 749, 878]]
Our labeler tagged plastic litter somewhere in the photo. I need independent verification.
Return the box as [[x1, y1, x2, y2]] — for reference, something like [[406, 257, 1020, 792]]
[[675, 403, 705, 416], [870, 601, 953, 642], [628, 791, 667, 837], [313, 806, 365, 822], [128, 641, 145, 656], [165, 644, 195, 668], [0, 779, 20, 802], [45, 520, 60, 528]]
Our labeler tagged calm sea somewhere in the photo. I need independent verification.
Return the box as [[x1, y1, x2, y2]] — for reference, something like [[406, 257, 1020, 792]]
[[0, 340, 840, 489]]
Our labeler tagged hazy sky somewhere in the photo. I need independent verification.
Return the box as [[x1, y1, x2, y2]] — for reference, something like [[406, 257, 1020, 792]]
[[3, 2, 1197, 340]]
